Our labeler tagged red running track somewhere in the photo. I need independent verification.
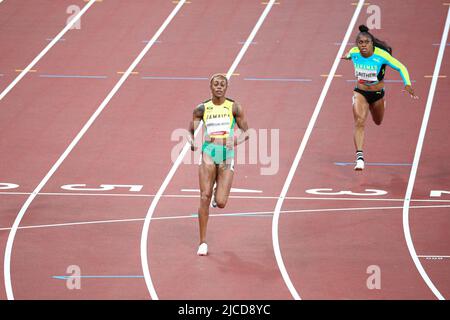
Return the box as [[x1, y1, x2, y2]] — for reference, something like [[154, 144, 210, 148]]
[[0, 0, 183, 299], [0, 0, 89, 92], [0, 0, 448, 300], [275, 0, 450, 299]]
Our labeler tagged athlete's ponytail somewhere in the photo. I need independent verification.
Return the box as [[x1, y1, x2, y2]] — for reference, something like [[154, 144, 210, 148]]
[[357, 25, 392, 54]]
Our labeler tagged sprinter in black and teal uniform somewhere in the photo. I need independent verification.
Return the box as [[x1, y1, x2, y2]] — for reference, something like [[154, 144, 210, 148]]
[[343, 25, 418, 171], [188, 73, 249, 256]]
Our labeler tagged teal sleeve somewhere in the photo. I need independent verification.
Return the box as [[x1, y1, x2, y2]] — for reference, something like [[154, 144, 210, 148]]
[[382, 53, 412, 86]]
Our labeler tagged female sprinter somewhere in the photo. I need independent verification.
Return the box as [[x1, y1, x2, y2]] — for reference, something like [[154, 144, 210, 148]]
[[188, 74, 249, 256], [343, 25, 418, 170]]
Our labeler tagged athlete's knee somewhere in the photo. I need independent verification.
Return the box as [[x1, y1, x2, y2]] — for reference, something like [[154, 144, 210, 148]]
[[214, 196, 227, 208], [200, 191, 212, 203], [216, 201, 226, 209], [354, 117, 366, 128]]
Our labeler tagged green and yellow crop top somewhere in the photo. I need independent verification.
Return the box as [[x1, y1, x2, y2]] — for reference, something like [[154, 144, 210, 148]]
[[202, 98, 235, 139]]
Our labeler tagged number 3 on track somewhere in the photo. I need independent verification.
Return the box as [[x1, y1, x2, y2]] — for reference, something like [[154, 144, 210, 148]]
[[306, 188, 387, 196]]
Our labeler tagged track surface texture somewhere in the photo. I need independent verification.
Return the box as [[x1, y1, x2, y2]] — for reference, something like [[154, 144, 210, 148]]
[[0, 0, 448, 300]]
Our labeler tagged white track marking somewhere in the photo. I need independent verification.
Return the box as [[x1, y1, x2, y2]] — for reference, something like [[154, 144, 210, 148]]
[[418, 255, 450, 259], [0, 0, 97, 102], [181, 188, 263, 193], [3, 0, 187, 301], [402, 7, 450, 301], [2, 203, 449, 232], [271, 0, 365, 300], [2, 191, 450, 203], [140, 0, 277, 300]]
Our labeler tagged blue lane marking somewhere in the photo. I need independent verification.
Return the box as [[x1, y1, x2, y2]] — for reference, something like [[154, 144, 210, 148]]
[[39, 74, 107, 79], [223, 214, 272, 217], [384, 80, 417, 83], [191, 213, 271, 218], [335, 42, 355, 46], [142, 40, 162, 44], [238, 41, 257, 45], [53, 275, 144, 280], [46, 38, 66, 42], [346, 79, 416, 83], [141, 76, 208, 80], [335, 162, 412, 167], [244, 77, 312, 82]]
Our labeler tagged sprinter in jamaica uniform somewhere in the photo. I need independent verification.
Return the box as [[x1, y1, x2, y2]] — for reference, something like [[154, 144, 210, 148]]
[[188, 74, 249, 256]]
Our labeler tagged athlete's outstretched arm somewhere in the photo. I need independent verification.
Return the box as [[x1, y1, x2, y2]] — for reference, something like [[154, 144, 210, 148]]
[[188, 104, 204, 151], [378, 50, 419, 99], [232, 102, 249, 147]]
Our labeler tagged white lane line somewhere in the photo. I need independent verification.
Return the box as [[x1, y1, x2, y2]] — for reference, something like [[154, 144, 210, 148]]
[[3, 1, 187, 301], [140, 0, 277, 301], [181, 187, 263, 193], [402, 7, 450, 301], [2, 203, 449, 232], [2, 191, 450, 203], [0, 0, 97, 102], [271, 0, 365, 301]]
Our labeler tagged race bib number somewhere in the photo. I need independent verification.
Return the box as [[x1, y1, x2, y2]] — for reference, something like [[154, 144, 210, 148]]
[[355, 67, 378, 82], [205, 118, 231, 136]]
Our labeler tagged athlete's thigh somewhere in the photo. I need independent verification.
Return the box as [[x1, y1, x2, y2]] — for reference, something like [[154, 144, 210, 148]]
[[215, 160, 234, 200], [199, 153, 217, 196], [369, 97, 385, 124], [353, 91, 370, 121]]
